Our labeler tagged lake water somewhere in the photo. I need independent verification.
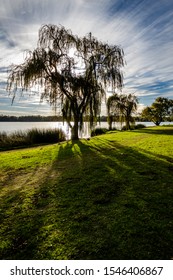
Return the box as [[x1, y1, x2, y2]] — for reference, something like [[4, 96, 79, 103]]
[[0, 121, 172, 139], [0, 121, 89, 139]]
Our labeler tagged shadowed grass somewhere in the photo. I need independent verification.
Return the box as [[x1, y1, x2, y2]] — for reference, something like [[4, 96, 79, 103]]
[[0, 126, 173, 259]]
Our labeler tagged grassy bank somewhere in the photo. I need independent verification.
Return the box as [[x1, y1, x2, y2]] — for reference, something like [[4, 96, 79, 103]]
[[0, 126, 173, 259]]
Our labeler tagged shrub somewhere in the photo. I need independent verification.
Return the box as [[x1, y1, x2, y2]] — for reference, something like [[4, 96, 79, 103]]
[[122, 126, 135, 131], [91, 127, 108, 136], [121, 124, 146, 131], [134, 124, 146, 129], [121, 125, 128, 131], [109, 127, 117, 131]]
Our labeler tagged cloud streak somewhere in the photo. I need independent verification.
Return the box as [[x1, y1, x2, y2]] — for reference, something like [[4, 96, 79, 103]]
[[0, 0, 173, 115]]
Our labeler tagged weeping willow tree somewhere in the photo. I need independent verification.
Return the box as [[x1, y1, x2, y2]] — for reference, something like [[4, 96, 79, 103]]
[[7, 24, 124, 140], [107, 93, 138, 130]]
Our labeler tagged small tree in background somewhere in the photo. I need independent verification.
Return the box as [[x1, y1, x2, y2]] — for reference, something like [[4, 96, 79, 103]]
[[107, 93, 138, 130], [107, 94, 120, 130], [141, 97, 173, 126], [7, 24, 124, 140]]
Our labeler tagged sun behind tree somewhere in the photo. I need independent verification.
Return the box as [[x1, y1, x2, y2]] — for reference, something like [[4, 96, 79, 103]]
[[7, 24, 124, 140]]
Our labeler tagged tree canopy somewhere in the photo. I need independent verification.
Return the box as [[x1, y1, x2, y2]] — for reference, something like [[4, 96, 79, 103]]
[[7, 24, 124, 139], [141, 97, 173, 126], [107, 93, 138, 130]]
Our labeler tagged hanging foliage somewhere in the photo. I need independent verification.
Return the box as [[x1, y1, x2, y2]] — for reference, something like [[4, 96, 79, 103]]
[[107, 93, 138, 130], [7, 24, 124, 140]]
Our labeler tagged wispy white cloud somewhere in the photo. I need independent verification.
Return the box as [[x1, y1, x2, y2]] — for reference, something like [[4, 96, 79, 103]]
[[0, 0, 173, 115]]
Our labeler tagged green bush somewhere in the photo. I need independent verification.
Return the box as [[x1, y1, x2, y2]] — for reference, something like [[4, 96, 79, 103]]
[[135, 124, 146, 129], [121, 125, 128, 131], [91, 127, 108, 136], [121, 124, 146, 131]]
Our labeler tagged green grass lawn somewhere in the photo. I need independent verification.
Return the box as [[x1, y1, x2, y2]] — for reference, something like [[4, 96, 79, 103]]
[[0, 126, 173, 260]]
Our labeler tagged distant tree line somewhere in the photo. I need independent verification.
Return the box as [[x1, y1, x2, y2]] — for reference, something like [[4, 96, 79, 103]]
[[0, 115, 63, 122], [0, 114, 109, 122]]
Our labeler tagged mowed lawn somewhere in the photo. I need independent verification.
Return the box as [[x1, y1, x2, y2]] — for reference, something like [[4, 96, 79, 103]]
[[0, 126, 173, 260]]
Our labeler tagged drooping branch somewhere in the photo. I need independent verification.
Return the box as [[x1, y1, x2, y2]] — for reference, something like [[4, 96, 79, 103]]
[[7, 24, 125, 139], [107, 93, 138, 130]]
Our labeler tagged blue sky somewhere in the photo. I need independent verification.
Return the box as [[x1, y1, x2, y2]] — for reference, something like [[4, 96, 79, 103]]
[[0, 0, 173, 116]]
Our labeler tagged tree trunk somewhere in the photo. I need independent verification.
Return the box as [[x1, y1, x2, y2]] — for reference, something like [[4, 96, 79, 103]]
[[108, 116, 113, 130], [109, 122, 112, 131], [126, 118, 130, 130], [71, 116, 79, 140], [155, 121, 160, 126]]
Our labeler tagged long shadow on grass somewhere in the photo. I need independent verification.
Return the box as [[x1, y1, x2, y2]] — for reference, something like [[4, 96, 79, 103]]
[[1, 138, 173, 259]]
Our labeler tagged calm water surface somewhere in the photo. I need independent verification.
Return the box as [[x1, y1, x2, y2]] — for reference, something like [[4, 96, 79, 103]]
[[0, 121, 172, 138], [0, 122, 90, 138]]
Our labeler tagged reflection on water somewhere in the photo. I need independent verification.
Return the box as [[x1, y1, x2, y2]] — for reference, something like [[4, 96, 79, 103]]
[[0, 121, 172, 139]]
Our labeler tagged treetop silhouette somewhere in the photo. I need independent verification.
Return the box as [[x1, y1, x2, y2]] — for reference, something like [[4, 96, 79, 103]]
[[7, 24, 124, 139]]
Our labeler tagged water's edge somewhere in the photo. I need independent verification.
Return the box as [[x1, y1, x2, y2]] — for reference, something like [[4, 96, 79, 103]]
[[0, 121, 172, 139]]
